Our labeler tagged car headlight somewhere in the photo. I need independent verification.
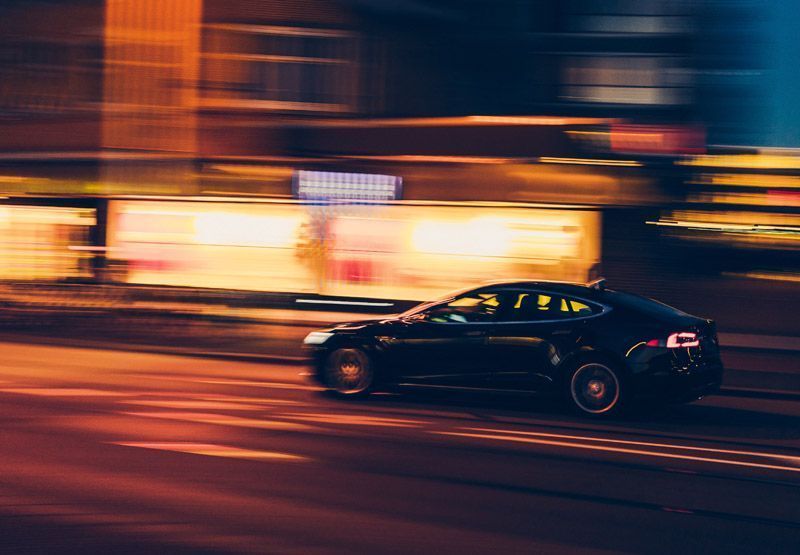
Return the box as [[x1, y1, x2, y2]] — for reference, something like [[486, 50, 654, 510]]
[[303, 331, 334, 345]]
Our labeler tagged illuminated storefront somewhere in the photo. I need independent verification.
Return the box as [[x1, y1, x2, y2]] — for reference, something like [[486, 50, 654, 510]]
[[107, 198, 600, 300], [0, 205, 95, 281]]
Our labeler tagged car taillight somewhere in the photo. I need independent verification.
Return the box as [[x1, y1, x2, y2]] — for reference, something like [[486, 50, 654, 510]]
[[667, 332, 700, 348], [646, 332, 700, 348]]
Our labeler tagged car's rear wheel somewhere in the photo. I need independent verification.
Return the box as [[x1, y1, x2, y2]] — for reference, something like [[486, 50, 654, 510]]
[[324, 347, 374, 396], [568, 361, 624, 416]]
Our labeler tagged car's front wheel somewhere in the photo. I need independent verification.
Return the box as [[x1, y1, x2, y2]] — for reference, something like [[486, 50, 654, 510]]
[[324, 347, 374, 396], [567, 361, 625, 416]]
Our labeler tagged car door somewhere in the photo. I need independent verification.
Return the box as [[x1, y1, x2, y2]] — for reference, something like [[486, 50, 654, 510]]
[[388, 291, 501, 387], [487, 290, 585, 391]]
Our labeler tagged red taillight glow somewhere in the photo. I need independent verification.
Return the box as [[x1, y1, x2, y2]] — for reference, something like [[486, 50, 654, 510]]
[[645, 332, 700, 348], [666, 332, 700, 348]]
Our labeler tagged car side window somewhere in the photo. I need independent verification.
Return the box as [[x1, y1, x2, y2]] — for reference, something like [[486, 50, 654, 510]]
[[568, 299, 596, 316], [498, 292, 602, 322], [502, 292, 572, 322], [424, 292, 502, 323]]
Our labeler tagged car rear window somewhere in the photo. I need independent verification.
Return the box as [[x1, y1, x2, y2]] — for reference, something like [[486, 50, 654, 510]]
[[569, 299, 595, 316]]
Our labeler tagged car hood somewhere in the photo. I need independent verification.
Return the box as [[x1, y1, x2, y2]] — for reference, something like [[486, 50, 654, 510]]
[[329, 316, 399, 331]]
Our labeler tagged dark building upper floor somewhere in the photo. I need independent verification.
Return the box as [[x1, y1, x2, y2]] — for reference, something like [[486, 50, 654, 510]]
[[0, 0, 784, 156]]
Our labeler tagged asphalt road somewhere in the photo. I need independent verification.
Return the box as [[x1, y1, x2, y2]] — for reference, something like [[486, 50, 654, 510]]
[[1, 342, 799, 554]]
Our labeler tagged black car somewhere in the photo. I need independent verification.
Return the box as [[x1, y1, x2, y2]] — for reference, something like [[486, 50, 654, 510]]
[[303, 279, 723, 416]]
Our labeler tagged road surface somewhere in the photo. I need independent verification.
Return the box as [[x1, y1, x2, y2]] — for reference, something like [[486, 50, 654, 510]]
[[0, 341, 799, 554]]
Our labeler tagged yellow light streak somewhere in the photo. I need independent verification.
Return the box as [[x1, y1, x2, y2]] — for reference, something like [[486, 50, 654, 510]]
[[539, 157, 642, 167]]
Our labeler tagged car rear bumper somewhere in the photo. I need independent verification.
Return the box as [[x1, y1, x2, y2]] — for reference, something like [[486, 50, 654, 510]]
[[664, 369, 723, 402], [633, 360, 724, 402]]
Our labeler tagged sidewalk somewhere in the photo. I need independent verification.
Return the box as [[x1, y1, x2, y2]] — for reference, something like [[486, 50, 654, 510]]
[[0, 281, 405, 324]]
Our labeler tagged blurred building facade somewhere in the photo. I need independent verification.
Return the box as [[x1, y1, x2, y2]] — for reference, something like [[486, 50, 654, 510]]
[[0, 0, 712, 195], [0, 1, 794, 155], [0, 0, 798, 329]]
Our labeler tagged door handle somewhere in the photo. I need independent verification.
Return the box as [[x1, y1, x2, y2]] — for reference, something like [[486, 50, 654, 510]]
[[464, 330, 485, 337]]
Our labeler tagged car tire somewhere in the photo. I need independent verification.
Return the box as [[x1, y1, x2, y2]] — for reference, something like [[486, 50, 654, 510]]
[[324, 347, 374, 397], [566, 359, 626, 417]]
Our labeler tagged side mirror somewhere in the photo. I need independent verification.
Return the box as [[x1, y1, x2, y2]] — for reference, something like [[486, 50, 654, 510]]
[[402, 312, 427, 323]]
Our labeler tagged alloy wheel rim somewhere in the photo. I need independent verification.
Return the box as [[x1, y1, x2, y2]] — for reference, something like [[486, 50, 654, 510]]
[[570, 363, 620, 414], [328, 350, 371, 394]]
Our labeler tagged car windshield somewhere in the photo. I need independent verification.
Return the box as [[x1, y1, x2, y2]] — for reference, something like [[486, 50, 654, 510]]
[[398, 285, 482, 317]]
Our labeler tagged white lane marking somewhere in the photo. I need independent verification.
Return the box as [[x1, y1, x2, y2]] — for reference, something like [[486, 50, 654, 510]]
[[434, 432, 800, 474], [295, 298, 394, 307], [284, 412, 427, 428], [120, 411, 314, 431], [0, 387, 127, 397], [464, 427, 800, 464], [112, 442, 307, 461]]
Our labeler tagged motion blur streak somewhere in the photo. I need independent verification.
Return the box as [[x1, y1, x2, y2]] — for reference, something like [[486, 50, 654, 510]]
[[0, 388, 128, 397], [463, 428, 800, 464], [284, 412, 427, 428], [119, 411, 315, 431], [538, 157, 643, 167], [118, 399, 267, 411], [192, 379, 322, 391], [434, 432, 800, 474], [112, 442, 308, 461], [130, 374, 322, 392]]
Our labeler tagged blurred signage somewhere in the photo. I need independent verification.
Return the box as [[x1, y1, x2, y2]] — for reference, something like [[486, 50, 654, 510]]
[[293, 170, 402, 202], [610, 124, 706, 155]]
